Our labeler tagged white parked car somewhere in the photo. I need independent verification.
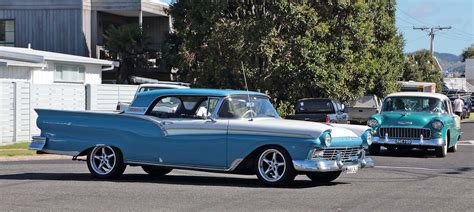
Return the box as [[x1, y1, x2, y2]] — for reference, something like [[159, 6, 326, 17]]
[[116, 82, 190, 111]]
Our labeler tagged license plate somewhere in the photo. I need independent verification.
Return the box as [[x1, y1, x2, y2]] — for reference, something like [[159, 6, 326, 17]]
[[29, 137, 46, 150], [346, 165, 359, 174], [396, 139, 412, 144]]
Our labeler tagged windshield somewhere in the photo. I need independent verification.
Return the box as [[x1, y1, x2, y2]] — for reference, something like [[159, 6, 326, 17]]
[[382, 96, 446, 113], [218, 96, 279, 119]]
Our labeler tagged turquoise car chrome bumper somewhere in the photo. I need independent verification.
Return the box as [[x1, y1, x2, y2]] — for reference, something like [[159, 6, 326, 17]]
[[293, 151, 374, 172], [372, 136, 445, 146]]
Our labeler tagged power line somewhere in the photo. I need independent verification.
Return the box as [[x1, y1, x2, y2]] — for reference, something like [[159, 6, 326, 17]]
[[405, 34, 427, 44], [413, 26, 452, 55], [397, 6, 430, 26]]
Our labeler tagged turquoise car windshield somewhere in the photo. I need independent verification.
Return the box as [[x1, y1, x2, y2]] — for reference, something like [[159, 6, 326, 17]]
[[218, 96, 280, 118], [382, 96, 446, 113]]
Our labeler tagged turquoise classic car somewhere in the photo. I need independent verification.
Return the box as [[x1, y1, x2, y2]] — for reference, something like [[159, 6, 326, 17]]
[[367, 92, 461, 157], [30, 89, 373, 186]]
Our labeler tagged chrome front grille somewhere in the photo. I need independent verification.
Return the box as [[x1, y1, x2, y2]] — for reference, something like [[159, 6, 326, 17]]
[[321, 147, 361, 162], [379, 127, 431, 139]]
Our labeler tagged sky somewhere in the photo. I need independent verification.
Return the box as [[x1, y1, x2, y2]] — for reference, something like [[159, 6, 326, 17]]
[[396, 0, 474, 56]]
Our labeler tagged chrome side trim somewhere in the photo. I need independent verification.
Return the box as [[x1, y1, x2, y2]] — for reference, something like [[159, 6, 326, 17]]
[[125, 158, 244, 172], [228, 129, 313, 139]]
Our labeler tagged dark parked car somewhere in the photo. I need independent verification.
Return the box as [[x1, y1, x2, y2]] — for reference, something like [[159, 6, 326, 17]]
[[286, 98, 348, 123]]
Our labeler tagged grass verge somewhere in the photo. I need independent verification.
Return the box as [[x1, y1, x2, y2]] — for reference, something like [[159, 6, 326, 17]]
[[0, 142, 36, 157]]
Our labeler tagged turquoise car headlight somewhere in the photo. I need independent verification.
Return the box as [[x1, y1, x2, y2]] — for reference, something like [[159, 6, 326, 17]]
[[367, 119, 378, 128], [319, 131, 332, 147], [431, 120, 443, 130], [362, 130, 372, 146], [366, 132, 372, 145]]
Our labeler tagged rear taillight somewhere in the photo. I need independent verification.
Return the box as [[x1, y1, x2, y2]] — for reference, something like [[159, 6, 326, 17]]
[[325, 116, 330, 123]]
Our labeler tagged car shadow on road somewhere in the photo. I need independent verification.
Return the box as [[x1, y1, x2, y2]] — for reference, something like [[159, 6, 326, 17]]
[[0, 172, 349, 189], [370, 148, 443, 158]]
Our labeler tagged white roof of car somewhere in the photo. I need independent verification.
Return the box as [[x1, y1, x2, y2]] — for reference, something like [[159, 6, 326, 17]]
[[386, 92, 449, 100]]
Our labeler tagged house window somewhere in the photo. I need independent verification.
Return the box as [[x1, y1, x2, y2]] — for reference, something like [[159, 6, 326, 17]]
[[54, 64, 85, 83], [0, 20, 15, 46]]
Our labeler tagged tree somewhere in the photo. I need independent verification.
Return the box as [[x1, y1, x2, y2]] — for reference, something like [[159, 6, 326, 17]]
[[402, 49, 443, 91], [461, 44, 474, 62], [166, 0, 405, 111], [104, 24, 154, 84]]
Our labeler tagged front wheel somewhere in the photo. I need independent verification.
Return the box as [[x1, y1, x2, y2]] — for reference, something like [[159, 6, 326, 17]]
[[142, 166, 172, 176], [255, 147, 296, 186], [87, 145, 126, 179], [435, 135, 448, 157], [306, 171, 342, 183]]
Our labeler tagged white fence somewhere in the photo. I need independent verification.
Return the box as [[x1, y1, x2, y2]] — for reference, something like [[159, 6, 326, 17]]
[[86, 84, 137, 111], [0, 81, 137, 145]]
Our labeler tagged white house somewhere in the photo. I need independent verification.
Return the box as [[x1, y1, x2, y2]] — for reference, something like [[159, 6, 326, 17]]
[[0, 46, 117, 84]]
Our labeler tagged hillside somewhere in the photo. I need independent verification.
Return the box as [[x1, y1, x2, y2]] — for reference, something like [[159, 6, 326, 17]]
[[434, 52, 464, 74]]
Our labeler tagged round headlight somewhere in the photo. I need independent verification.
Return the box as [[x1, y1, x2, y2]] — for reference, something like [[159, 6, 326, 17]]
[[324, 134, 332, 146], [367, 119, 378, 128], [432, 120, 443, 130], [366, 132, 372, 145]]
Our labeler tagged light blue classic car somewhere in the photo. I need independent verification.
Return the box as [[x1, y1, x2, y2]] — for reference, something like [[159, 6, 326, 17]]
[[30, 89, 373, 186], [368, 92, 461, 157]]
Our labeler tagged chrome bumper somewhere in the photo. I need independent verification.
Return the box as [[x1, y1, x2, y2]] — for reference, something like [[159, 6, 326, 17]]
[[293, 150, 374, 172], [372, 136, 445, 147]]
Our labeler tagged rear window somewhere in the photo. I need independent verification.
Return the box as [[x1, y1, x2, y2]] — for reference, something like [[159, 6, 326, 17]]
[[351, 96, 377, 108], [138, 87, 172, 93], [296, 99, 335, 113]]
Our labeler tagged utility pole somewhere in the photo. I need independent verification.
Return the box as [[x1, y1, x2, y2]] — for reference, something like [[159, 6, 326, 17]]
[[413, 26, 452, 56]]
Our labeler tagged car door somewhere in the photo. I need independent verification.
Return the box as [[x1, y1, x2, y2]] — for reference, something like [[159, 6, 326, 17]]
[[147, 96, 228, 169]]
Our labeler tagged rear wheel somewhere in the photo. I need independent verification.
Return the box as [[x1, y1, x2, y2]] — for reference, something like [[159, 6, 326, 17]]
[[306, 171, 342, 183], [255, 147, 296, 186], [448, 143, 458, 152], [142, 166, 172, 176], [87, 145, 126, 179], [368, 144, 380, 155]]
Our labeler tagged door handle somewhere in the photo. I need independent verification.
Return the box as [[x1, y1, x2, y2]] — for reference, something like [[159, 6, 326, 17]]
[[162, 121, 174, 125]]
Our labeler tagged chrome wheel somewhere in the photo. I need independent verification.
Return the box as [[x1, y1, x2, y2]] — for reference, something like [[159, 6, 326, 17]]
[[90, 146, 117, 175], [257, 149, 287, 182]]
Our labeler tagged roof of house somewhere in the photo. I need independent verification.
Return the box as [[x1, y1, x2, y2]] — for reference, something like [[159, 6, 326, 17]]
[[131, 88, 268, 108], [0, 46, 117, 66], [386, 92, 449, 100]]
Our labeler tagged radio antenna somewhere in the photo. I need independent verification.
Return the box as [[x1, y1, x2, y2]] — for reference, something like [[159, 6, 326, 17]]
[[241, 61, 253, 121]]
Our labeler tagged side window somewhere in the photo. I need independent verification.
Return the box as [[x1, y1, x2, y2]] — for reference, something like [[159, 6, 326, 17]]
[[445, 100, 452, 114], [195, 98, 219, 118], [150, 97, 182, 118], [218, 99, 237, 119], [335, 102, 342, 112]]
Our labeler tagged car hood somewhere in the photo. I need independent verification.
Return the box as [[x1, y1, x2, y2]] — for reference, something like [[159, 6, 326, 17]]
[[376, 112, 440, 127], [227, 118, 369, 146]]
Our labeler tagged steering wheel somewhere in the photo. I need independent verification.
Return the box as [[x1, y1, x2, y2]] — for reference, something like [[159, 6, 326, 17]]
[[431, 107, 442, 113], [242, 110, 257, 118]]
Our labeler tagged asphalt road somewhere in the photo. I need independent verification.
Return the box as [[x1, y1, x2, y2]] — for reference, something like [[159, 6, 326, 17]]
[[1, 127, 473, 211]]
